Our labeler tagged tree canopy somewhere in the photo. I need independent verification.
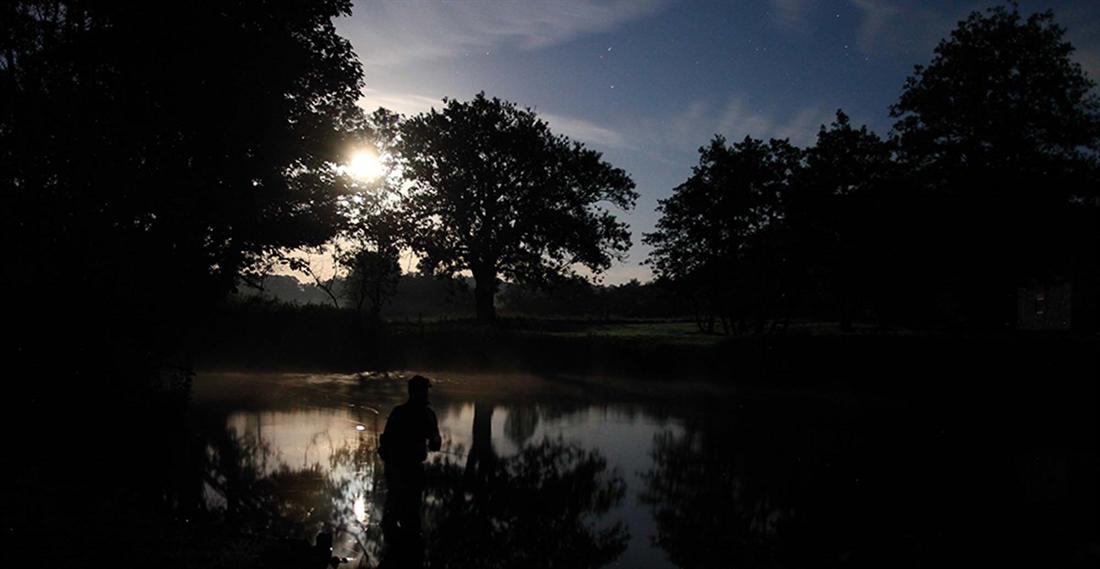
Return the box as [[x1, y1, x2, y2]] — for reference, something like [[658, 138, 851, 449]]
[[787, 111, 896, 330], [398, 93, 638, 322], [2, 1, 364, 363], [643, 135, 802, 334]]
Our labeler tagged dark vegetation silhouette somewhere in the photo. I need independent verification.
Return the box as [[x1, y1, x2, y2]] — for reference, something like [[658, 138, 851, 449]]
[[2, 0, 364, 431], [886, 4, 1099, 329], [4, 0, 363, 352], [646, 4, 1099, 334], [2, 0, 363, 565], [643, 136, 804, 334]]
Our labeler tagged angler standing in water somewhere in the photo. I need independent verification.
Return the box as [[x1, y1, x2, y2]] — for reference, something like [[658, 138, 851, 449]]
[[378, 375, 442, 547]]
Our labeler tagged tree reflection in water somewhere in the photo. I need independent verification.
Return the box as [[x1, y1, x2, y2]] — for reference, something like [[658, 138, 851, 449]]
[[421, 442, 628, 568], [417, 404, 629, 568], [640, 427, 794, 568]]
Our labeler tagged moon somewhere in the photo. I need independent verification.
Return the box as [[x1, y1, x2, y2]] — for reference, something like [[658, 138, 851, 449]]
[[345, 150, 384, 181]]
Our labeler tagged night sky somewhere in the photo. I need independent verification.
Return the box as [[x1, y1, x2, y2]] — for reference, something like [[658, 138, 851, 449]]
[[335, 0, 1100, 284]]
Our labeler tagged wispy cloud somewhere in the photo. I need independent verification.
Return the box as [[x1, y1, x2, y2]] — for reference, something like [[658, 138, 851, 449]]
[[848, 0, 954, 55], [640, 96, 834, 157], [358, 88, 443, 117], [356, 88, 633, 151], [716, 98, 776, 144], [540, 112, 634, 150], [774, 106, 835, 147], [340, 0, 669, 67], [770, 0, 810, 28]]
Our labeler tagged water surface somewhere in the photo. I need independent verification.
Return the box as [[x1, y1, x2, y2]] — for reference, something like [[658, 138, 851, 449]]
[[189, 370, 1099, 567]]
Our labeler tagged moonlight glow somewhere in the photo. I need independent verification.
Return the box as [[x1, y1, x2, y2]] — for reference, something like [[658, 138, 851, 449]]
[[345, 150, 385, 181]]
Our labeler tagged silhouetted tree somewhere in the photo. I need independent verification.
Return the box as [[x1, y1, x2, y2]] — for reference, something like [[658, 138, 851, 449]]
[[644, 136, 802, 334], [342, 248, 401, 316], [2, 1, 364, 360], [889, 3, 1100, 327], [891, 4, 1098, 183], [398, 93, 638, 323], [1, 4, 367, 535]]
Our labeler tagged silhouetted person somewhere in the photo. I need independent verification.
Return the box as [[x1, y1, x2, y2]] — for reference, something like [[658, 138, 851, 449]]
[[378, 375, 442, 566]]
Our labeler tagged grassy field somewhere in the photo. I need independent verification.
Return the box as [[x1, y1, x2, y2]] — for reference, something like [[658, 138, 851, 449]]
[[189, 303, 1099, 404], [512, 319, 726, 345]]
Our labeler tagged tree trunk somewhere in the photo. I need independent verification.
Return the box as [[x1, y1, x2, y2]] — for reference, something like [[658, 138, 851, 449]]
[[473, 266, 497, 323], [464, 403, 495, 495]]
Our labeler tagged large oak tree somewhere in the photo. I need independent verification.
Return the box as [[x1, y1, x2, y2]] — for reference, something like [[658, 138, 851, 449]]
[[398, 94, 638, 322]]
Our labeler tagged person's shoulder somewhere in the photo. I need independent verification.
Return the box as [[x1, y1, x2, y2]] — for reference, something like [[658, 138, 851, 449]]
[[388, 402, 410, 419]]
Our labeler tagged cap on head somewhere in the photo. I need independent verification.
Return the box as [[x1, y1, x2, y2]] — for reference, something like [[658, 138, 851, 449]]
[[408, 375, 432, 397]]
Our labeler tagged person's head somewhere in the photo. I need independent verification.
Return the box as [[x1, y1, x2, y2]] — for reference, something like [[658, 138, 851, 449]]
[[407, 375, 431, 402]]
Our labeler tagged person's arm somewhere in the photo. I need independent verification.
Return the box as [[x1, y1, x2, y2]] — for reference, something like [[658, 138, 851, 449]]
[[427, 409, 442, 452]]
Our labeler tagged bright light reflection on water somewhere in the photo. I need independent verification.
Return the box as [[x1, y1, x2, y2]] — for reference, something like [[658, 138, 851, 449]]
[[195, 372, 687, 567]]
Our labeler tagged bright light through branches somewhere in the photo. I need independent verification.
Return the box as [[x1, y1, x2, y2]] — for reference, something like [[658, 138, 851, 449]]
[[343, 150, 385, 181]]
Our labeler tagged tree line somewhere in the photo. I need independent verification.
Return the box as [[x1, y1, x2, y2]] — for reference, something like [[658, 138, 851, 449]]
[[4, 2, 1098, 354], [645, 5, 1099, 333], [239, 273, 691, 321]]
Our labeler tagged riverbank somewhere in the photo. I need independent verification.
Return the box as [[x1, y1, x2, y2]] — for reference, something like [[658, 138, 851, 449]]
[[190, 307, 1100, 403]]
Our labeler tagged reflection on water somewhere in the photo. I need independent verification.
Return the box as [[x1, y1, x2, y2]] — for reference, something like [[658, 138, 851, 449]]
[[201, 405, 386, 561], [189, 371, 1100, 568], [191, 372, 684, 567]]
